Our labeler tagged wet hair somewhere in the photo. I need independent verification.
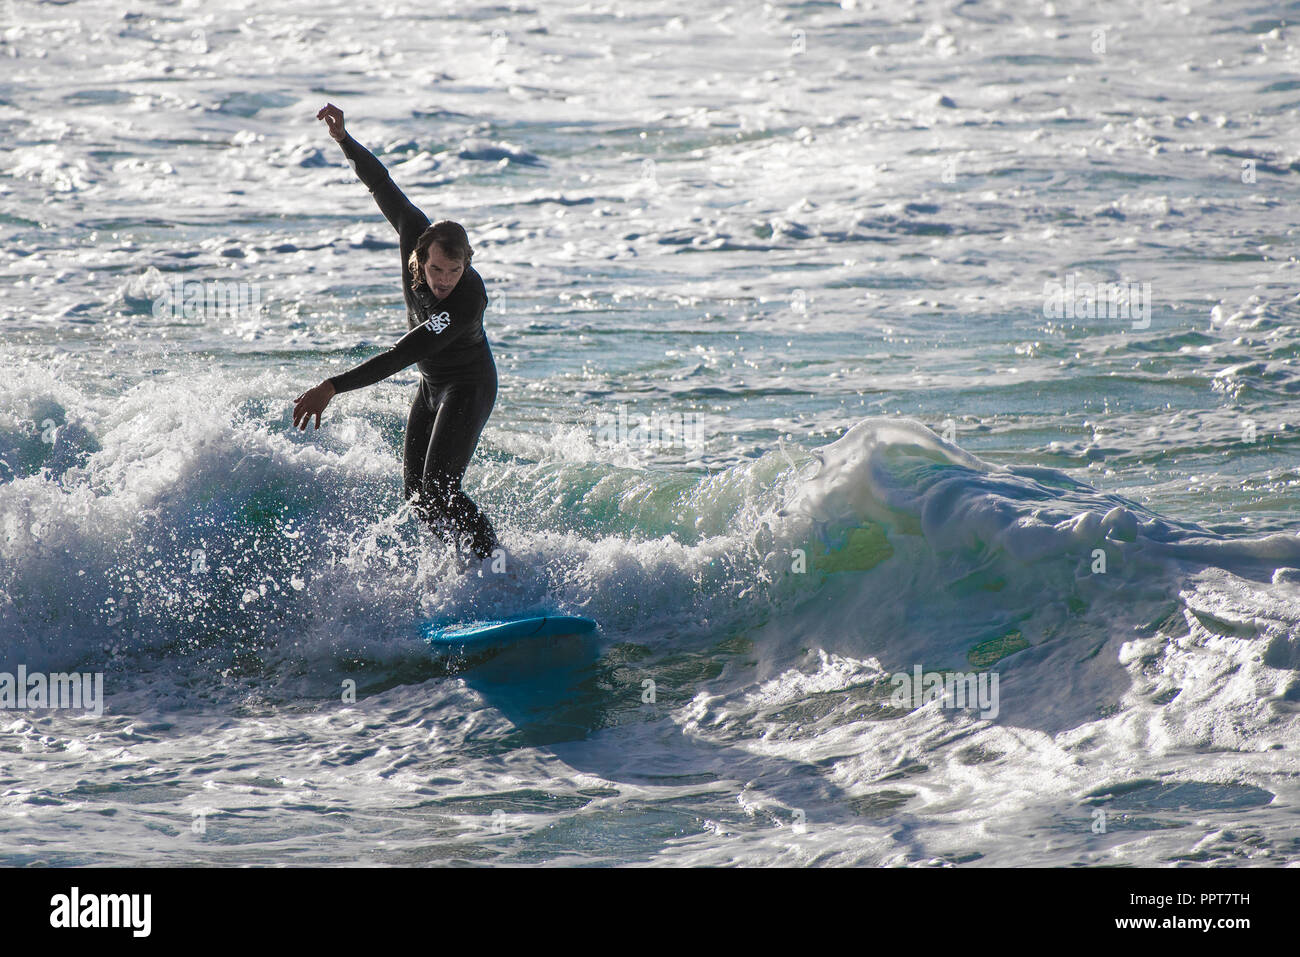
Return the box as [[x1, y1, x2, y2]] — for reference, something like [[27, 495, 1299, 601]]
[[409, 221, 473, 293]]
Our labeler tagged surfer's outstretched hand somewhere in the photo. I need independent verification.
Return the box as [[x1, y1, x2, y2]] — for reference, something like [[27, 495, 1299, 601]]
[[293, 381, 335, 431], [316, 103, 346, 142]]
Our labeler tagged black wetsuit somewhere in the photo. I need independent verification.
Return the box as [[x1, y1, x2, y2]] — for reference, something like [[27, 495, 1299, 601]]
[[327, 132, 499, 560]]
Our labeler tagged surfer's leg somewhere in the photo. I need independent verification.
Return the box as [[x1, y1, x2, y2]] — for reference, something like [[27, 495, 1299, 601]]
[[403, 385, 437, 515], [418, 379, 500, 560]]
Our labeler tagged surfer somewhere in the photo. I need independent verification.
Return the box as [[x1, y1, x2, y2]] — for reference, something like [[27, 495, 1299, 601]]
[[293, 103, 500, 562]]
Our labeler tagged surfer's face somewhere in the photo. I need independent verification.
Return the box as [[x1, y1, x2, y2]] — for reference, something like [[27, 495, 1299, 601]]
[[423, 245, 464, 300]]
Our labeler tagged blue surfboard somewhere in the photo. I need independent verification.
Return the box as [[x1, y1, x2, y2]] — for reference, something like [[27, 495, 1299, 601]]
[[422, 615, 598, 652], [423, 614, 600, 694]]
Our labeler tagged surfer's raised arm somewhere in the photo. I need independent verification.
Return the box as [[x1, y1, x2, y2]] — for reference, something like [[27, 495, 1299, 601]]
[[294, 105, 435, 431], [316, 102, 429, 239]]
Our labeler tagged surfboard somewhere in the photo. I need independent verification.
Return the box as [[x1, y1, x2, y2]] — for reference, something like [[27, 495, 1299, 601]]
[[423, 614, 600, 705], [421, 614, 598, 652]]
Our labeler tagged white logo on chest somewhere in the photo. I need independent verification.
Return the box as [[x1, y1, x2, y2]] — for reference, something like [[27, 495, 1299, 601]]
[[423, 310, 451, 334]]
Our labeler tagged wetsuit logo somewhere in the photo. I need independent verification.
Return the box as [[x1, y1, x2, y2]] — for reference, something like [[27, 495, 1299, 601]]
[[423, 311, 451, 334]]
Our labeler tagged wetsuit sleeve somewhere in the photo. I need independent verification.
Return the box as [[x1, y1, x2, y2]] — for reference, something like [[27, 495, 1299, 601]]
[[327, 286, 487, 394], [337, 132, 430, 239], [326, 327, 425, 395]]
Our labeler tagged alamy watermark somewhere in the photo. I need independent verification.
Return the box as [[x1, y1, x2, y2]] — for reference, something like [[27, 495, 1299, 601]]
[[890, 665, 999, 720], [0, 666, 104, 716], [49, 887, 150, 937], [595, 404, 705, 450], [1042, 272, 1151, 329], [151, 276, 262, 321]]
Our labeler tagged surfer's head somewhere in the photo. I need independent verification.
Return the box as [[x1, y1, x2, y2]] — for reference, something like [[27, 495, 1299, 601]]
[[410, 221, 473, 299]]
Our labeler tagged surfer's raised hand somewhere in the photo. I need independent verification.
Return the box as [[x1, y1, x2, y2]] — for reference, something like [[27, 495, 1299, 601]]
[[293, 380, 335, 431], [316, 103, 346, 142]]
